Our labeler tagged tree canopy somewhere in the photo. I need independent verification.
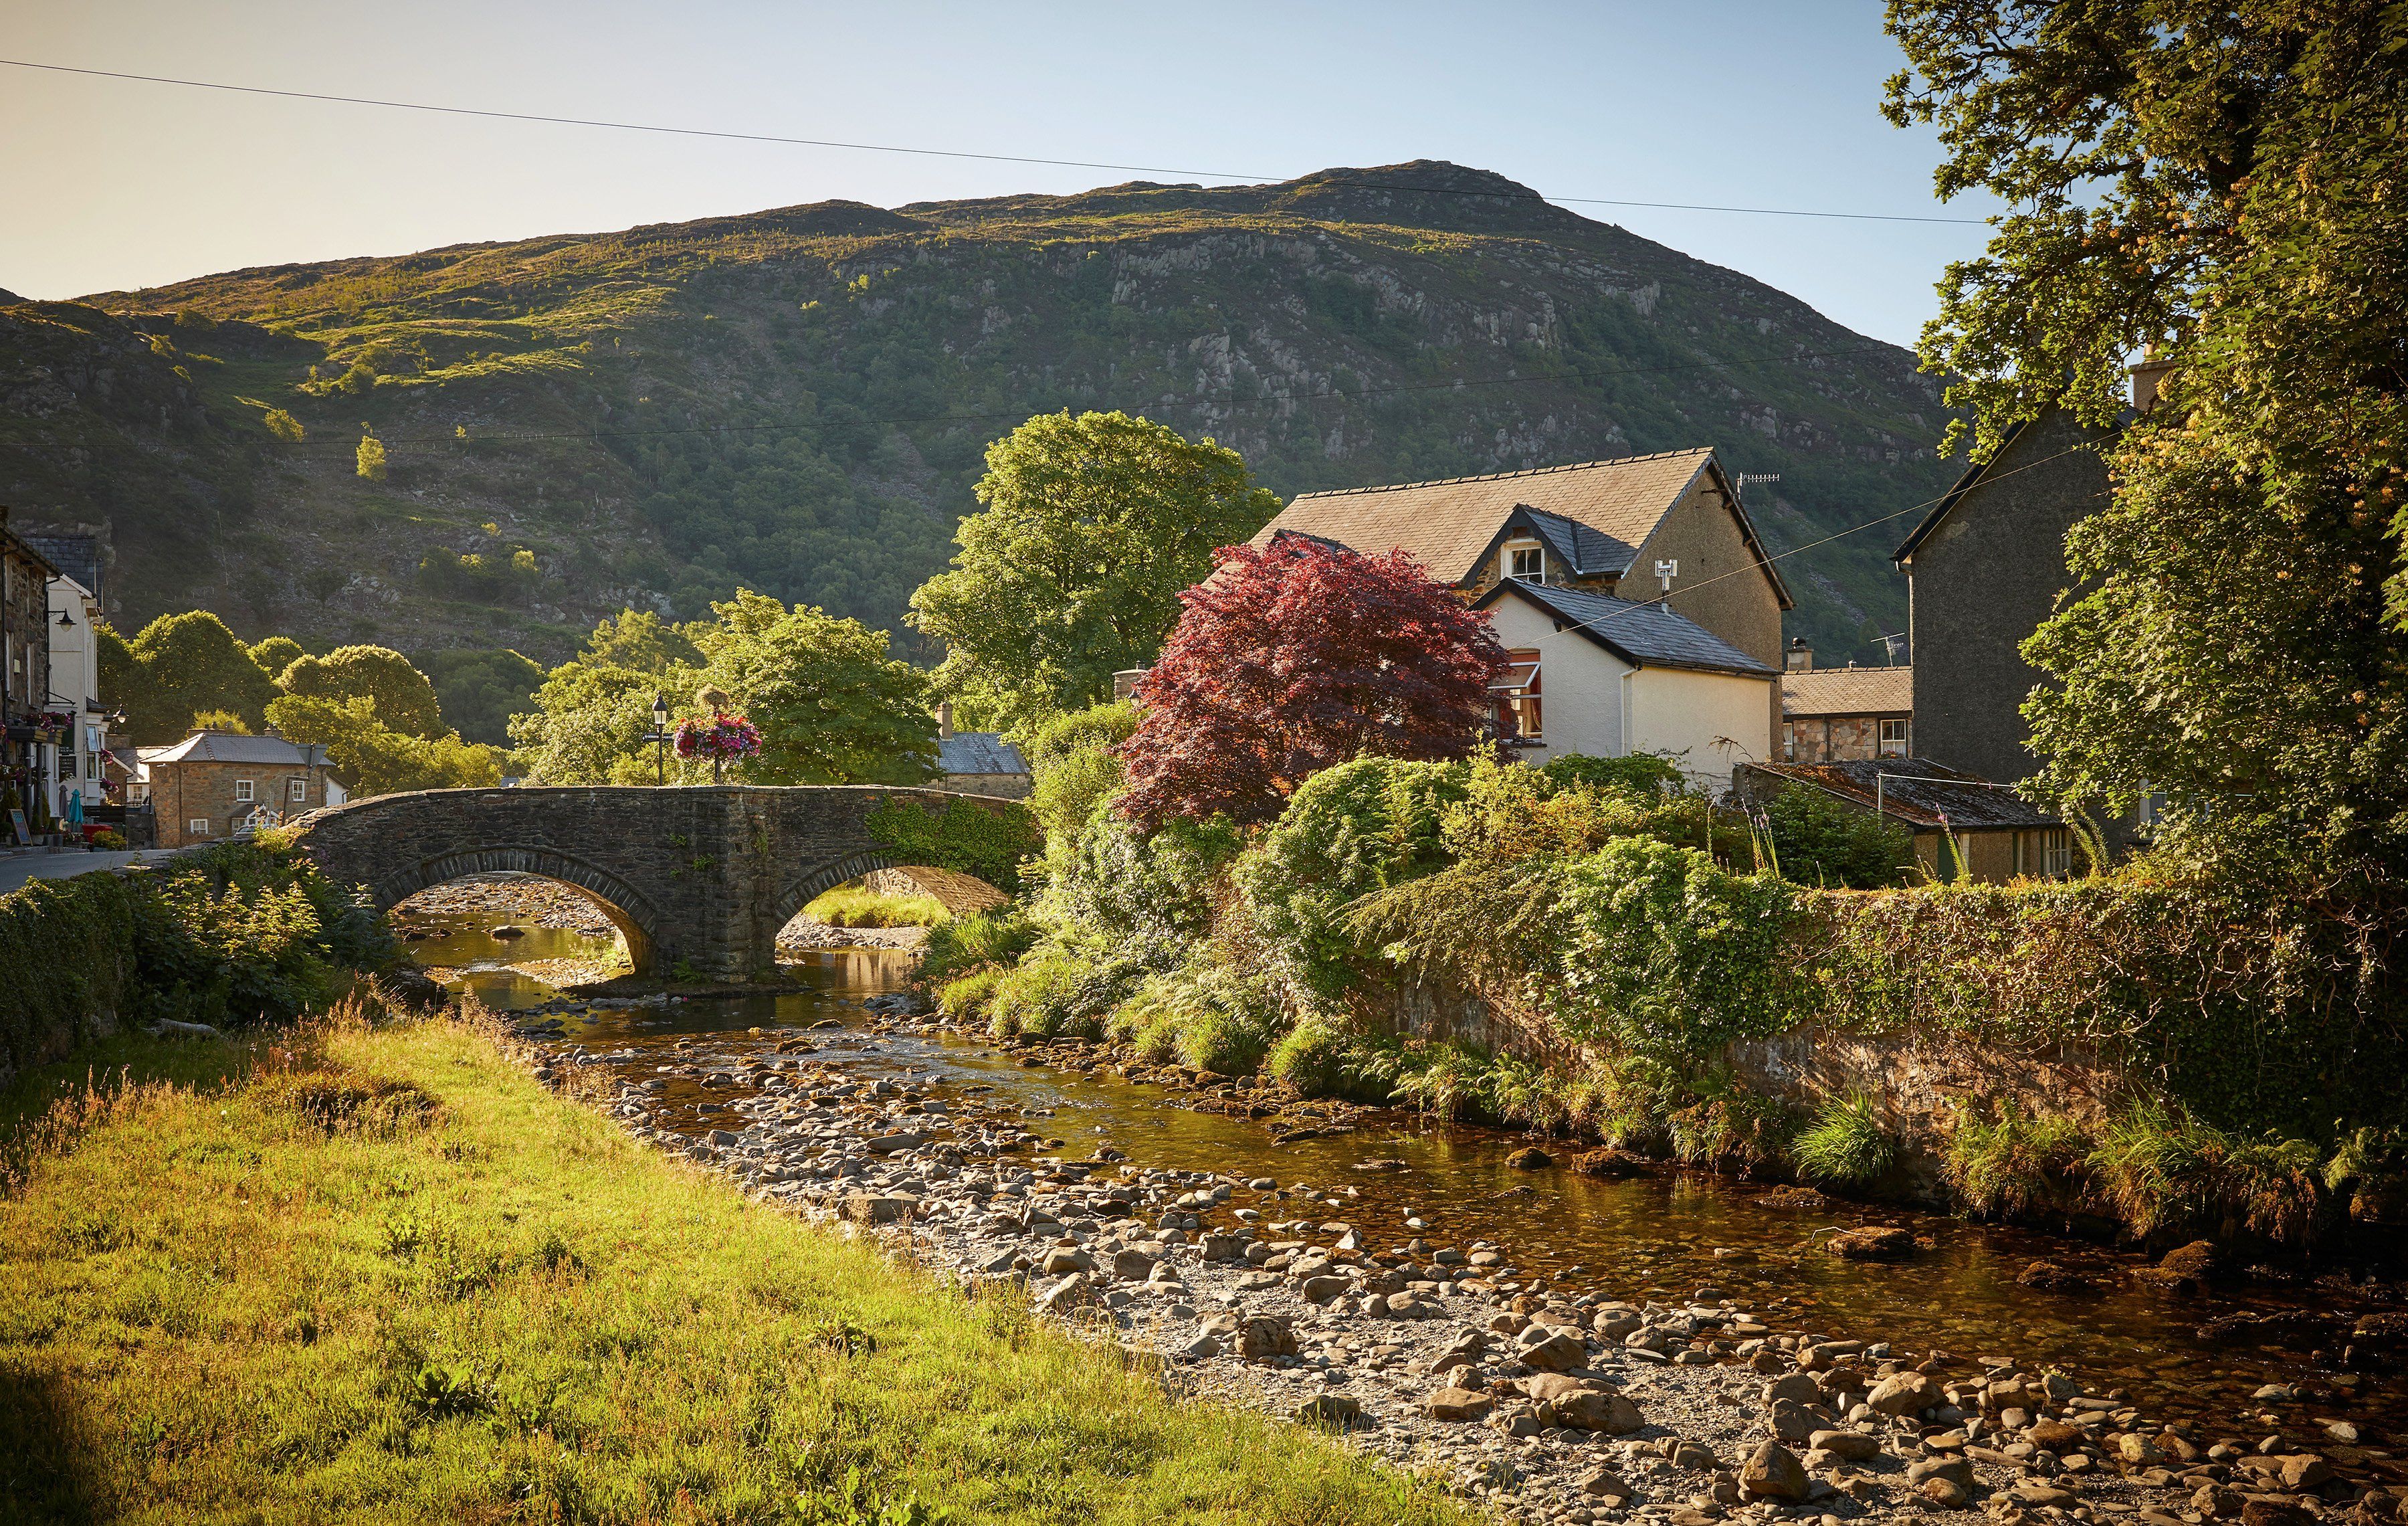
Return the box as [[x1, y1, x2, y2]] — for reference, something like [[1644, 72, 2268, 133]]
[[122, 611, 278, 743], [1885, 0, 2408, 872], [1116, 535, 1507, 830], [266, 694, 503, 796], [907, 411, 1280, 734], [419, 648, 545, 747], [690, 590, 936, 785], [275, 646, 445, 741]]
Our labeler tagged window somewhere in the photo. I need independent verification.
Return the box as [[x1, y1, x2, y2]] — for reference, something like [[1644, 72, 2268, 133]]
[[1489, 650, 1542, 742], [1878, 719, 1909, 757], [1506, 543, 1544, 583], [234, 778, 255, 802], [2041, 828, 2073, 878], [290, 777, 308, 802], [189, 818, 210, 837]]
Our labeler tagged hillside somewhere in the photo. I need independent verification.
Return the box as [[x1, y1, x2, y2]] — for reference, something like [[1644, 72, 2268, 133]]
[[0, 161, 1954, 666]]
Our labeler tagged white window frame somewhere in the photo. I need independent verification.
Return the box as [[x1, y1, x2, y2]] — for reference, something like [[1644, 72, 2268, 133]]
[[1878, 718, 1908, 757], [190, 818, 211, 837], [1504, 542, 1545, 583], [290, 777, 308, 802], [234, 778, 255, 803]]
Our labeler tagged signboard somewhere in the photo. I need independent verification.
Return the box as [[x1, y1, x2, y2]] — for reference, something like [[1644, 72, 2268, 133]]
[[7, 809, 29, 845]]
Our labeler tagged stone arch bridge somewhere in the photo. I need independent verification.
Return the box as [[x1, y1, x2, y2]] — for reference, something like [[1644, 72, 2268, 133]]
[[288, 785, 1023, 978]]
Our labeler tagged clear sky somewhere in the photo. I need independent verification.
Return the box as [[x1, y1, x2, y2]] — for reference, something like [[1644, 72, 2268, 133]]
[[0, 1, 1997, 347]]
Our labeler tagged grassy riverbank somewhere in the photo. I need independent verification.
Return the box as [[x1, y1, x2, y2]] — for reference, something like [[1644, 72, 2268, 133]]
[[0, 1005, 1464, 1525]]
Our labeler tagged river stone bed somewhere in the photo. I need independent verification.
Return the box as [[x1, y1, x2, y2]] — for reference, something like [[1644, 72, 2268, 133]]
[[496, 1002, 2404, 1526]]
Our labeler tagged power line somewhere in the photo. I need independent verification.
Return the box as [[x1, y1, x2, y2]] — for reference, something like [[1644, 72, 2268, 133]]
[[274, 341, 1910, 450], [0, 57, 1992, 227]]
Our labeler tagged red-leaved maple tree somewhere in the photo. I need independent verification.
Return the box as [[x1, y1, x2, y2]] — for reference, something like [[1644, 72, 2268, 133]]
[[1115, 532, 1507, 828]]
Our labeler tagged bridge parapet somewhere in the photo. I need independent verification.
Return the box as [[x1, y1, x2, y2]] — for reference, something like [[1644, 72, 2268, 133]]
[[288, 785, 1023, 977]]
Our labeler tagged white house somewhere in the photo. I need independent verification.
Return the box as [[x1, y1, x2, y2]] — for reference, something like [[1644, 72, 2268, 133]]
[[1472, 577, 1775, 793]]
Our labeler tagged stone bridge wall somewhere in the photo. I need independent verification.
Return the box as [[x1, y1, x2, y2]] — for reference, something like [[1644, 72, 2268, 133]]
[[289, 785, 1013, 979]]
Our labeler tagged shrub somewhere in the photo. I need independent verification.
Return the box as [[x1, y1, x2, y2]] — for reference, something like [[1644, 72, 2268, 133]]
[[1044, 810, 1241, 963], [1268, 1019, 1397, 1103], [936, 968, 1004, 1020], [1025, 702, 1138, 842], [987, 937, 1143, 1040], [866, 795, 1042, 895], [916, 905, 1037, 989], [1549, 838, 1798, 1061], [1109, 957, 1286, 1075], [1538, 752, 1684, 795], [90, 828, 127, 850], [1789, 1093, 1898, 1187], [1759, 783, 1914, 888], [1233, 757, 1468, 1006], [2088, 1099, 2326, 1245], [1944, 1102, 2091, 1220], [1664, 1078, 1796, 1172]]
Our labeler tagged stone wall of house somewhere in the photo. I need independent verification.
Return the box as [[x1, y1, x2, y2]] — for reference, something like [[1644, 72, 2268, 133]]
[[151, 760, 334, 848], [1785, 715, 1890, 763], [941, 771, 1033, 800]]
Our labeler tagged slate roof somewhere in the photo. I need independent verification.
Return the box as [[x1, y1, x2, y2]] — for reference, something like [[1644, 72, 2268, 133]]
[[1782, 666, 1912, 719], [1738, 757, 2061, 831], [1477, 580, 1778, 678], [1251, 449, 1791, 607], [24, 534, 101, 599], [937, 731, 1028, 777], [139, 731, 332, 768]]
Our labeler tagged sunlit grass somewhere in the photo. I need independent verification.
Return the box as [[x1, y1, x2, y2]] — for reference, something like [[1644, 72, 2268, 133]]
[[0, 1004, 1466, 1525], [801, 886, 951, 928]]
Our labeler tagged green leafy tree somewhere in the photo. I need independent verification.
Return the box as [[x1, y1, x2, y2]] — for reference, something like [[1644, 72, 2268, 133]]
[[1884, 1, 2408, 871], [355, 430, 387, 481], [95, 620, 139, 723], [1025, 701, 1139, 840], [245, 636, 306, 680], [906, 411, 1279, 733], [696, 590, 937, 785], [419, 648, 546, 747], [581, 607, 704, 674], [509, 660, 690, 785], [275, 646, 444, 740], [123, 610, 279, 743], [1759, 782, 1914, 888], [265, 694, 503, 797]]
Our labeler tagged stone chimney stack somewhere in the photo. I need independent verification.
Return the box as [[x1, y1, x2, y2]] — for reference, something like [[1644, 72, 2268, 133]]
[[934, 701, 953, 740], [2131, 351, 2177, 413], [1785, 637, 1813, 674]]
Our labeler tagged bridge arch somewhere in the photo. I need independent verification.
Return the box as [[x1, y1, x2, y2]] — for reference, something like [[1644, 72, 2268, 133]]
[[375, 848, 661, 973]]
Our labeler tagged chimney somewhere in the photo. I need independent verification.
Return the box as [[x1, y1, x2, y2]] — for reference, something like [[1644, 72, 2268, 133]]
[[2131, 349, 2177, 413], [1112, 668, 1150, 702], [934, 701, 953, 740], [1785, 637, 1813, 674]]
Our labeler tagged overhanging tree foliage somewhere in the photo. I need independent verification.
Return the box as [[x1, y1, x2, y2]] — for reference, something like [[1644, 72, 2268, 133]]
[[1884, 0, 2408, 871]]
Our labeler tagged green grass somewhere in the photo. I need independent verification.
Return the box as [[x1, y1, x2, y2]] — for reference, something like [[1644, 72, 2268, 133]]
[[0, 1004, 1468, 1525], [1942, 1101, 2091, 1220], [801, 886, 951, 928], [1789, 1093, 1898, 1188]]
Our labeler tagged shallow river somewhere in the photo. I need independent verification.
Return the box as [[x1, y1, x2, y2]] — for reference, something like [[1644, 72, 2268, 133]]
[[409, 914, 2401, 1452]]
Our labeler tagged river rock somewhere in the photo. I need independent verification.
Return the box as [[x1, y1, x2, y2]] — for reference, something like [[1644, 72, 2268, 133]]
[[1111, 1248, 1156, 1281], [2241, 1503, 2316, 1526], [1810, 1429, 1882, 1462], [1425, 1386, 1495, 1422], [1518, 1328, 1589, 1372], [1921, 1476, 1974, 1509], [2019, 1259, 2096, 1293], [2011, 1483, 2081, 1509], [1910, 1458, 1975, 1489], [1571, 1147, 1647, 1178], [1035, 1272, 1094, 1314], [1827, 1226, 1916, 1260], [1546, 1388, 1645, 1434], [866, 1131, 929, 1155], [2134, 1239, 2221, 1290], [1506, 1145, 1554, 1169], [1579, 1469, 1635, 1501], [2118, 1432, 2165, 1466], [1199, 1234, 1244, 1262], [2193, 1485, 2249, 1519], [1740, 1440, 1811, 1502], [2029, 1417, 2088, 1450], [1041, 1246, 1093, 1276], [1180, 1333, 1223, 1359], [837, 1193, 917, 1225], [1300, 1274, 1350, 1305], [1765, 1373, 1823, 1405], [1292, 1393, 1361, 1429], [1769, 1398, 1825, 1444], [1236, 1315, 1296, 1361], [2280, 1455, 2334, 1489], [1867, 1371, 1934, 1415]]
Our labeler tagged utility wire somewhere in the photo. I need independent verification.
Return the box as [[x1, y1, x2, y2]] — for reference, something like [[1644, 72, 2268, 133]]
[[0, 57, 1992, 227], [276, 341, 1910, 450]]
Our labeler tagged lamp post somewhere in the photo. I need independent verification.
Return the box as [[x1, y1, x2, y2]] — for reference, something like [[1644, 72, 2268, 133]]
[[638, 692, 672, 786]]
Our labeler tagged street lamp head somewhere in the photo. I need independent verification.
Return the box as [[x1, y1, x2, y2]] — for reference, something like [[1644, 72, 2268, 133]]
[[652, 692, 670, 729], [56, 608, 75, 628]]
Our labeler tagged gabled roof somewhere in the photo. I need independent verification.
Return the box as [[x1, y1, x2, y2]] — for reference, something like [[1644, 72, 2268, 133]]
[[1782, 666, 1912, 719], [1740, 757, 2060, 830], [138, 731, 331, 767], [1252, 448, 1793, 608], [936, 731, 1028, 777], [1891, 421, 2027, 565], [1476, 579, 1778, 678]]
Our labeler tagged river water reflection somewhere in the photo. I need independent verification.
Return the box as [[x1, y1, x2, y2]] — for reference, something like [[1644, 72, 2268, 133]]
[[412, 912, 2399, 1450]]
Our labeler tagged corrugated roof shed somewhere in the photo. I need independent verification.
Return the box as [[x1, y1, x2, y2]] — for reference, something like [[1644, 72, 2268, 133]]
[[937, 731, 1028, 777], [1782, 667, 1912, 719], [1251, 450, 1722, 587], [1478, 580, 1778, 677], [1738, 757, 2060, 830]]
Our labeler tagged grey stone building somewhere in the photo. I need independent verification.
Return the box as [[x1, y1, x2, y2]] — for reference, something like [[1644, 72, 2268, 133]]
[[1890, 409, 2114, 789]]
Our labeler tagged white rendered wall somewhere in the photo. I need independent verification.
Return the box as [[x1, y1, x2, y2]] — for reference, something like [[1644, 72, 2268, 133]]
[[1485, 595, 1626, 765], [1625, 666, 1775, 793]]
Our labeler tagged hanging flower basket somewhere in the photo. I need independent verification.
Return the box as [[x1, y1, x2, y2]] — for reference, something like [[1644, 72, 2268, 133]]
[[674, 711, 763, 766]]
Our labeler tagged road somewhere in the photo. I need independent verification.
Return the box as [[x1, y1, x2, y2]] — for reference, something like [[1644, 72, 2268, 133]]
[[0, 846, 197, 898]]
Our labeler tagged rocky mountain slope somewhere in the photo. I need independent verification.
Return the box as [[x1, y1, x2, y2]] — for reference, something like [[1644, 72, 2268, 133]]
[[1, 162, 1954, 666]]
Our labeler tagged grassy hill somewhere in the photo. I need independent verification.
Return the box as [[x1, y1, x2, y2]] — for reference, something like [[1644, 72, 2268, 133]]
[[1, 161, 1954, 666]]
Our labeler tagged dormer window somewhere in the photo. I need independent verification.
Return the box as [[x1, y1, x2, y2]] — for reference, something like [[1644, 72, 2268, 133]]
[[1506, 542, 1545, 583]]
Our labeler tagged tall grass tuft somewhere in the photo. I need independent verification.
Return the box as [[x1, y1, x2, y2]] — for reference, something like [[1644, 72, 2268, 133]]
[[1789, 1092, 1898, 1187], [801, 886, 950, 928], [1944, 1101, 2090, 1219], [2088, 1099, 2326, 1244]]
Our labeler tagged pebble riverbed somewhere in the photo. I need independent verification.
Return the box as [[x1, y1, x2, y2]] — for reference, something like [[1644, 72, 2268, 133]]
[[458, 995, 2400, 1526]]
